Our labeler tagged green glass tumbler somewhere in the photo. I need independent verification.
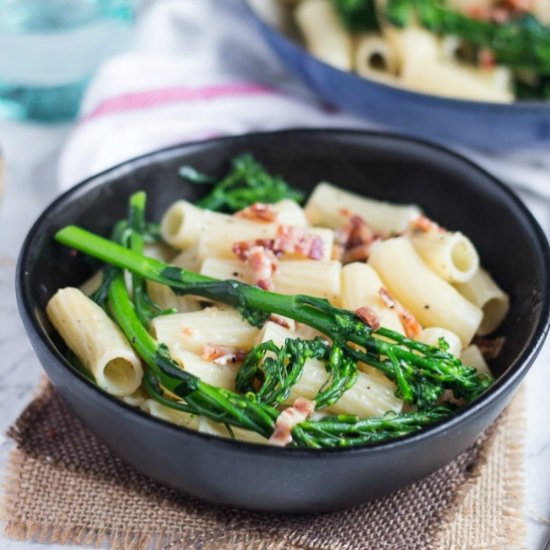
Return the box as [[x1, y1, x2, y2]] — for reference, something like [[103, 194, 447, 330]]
[[0, 0, 136, 122]]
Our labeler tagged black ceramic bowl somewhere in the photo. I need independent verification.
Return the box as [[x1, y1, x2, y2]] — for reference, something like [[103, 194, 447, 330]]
[[244, 2, 550, 149], [17, 130, 550, 513]]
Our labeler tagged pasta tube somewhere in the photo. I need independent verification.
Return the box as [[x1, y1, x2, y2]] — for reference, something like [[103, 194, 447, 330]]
[[198, 418, 268, 444], [258, 322, 402, 417], [46, 287, 143, 396], [304, 182, 421, 234], [171, 243, 202, 273], [368, 237, 482, 345], [201, 258, 341, 302], [271, 199, 308, 226], [121, 389, 148, 411], [460, 345, 491, 376], [162, 197, 308, 248], [197, 217, 333, 261], [340, 262, 404, 334], [160, 200, 222, 249], [401, 62, 513, 103], [295, 0, 353, 71], [417, 327, 462, 357], [148, 398, 266, 443], [410, 230, 479, 283], [384, 25, 441, 71], [146, 399, 199, 429], [355, 33, 400, 81], [80, 270, 103, 296], [534, 0, 550, 24], [167, 348, 239, 390], [385, 25, 512, 102], [454, 268, 510, 336], [196, 217, 276, 259], [151, 307, 260, 355], [146, 280, 200, 313]]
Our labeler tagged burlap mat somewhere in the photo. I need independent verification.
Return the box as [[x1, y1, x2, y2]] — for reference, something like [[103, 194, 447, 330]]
[[1, 383, 526, 550]]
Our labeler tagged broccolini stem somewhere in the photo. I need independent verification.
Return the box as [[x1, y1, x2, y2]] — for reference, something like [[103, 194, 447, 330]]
[[127, 192, 175, 325], [128, 191, 151, 327], [295, 406, 454, 448]]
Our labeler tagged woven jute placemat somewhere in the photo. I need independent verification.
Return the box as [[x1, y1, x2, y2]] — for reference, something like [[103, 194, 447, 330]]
[[1, 383, 525, 550]]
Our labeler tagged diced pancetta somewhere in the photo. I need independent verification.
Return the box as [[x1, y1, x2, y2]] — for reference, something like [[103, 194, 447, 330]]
[[269, 314, 296, 331], [409, 215, 443, 234], [231, 241, 279, 290], [273, 225, 325, 260], [355, 306, 381, 331], [378, 288, 422, 338], [268, 397, 316, 447], [232, 225, 325, 280], [248, 246, 278, 290], [201, 344, 247, 366], [334, 214, 381, 263], [235, 202, 277, 223]]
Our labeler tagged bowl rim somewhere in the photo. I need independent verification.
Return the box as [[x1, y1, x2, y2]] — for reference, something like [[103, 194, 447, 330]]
[[241, 0, 550, 112], [17, 128, 550, 458]]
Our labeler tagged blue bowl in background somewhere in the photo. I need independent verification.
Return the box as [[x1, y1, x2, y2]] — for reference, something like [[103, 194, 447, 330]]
[[244, 2, 550, 150]]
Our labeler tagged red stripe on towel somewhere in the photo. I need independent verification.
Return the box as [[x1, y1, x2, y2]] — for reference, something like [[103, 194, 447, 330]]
[[83, 83, 279, 121]]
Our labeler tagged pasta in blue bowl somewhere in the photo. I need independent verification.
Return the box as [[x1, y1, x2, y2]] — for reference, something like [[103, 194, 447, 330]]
[[245, 0, 550, 148]]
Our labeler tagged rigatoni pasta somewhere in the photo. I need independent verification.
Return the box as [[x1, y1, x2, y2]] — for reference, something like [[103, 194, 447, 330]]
[[295, 0, 353, 71], [201, 258, 341, 302], [147, 399, 199, 429], [417, 327, 462, 357], [166, 348, 239, 390], [354, 33, 400, 81], [455, 268, 510, 336], [410, 229, 479, 283], [161, 200, 219, 249], [47, 287, 143, 396], [387, 22, 514, 102], [305, 182, 422, 234], [146, 280, 200, 314], [368, 237, 483, 345], [270, 199, 309, 226], [196, 218, 333, 261], [340, 262, 404, 334], [460, 345, 491, 375], [151, 307, 260, 355]]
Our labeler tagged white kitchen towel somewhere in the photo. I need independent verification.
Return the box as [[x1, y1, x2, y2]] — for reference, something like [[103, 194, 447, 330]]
[[58, 0, 550, 199]]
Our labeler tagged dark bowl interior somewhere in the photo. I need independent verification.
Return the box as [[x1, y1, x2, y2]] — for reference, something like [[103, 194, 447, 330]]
[[243, 2, 550, 149], [17, 129, 550, 512]]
